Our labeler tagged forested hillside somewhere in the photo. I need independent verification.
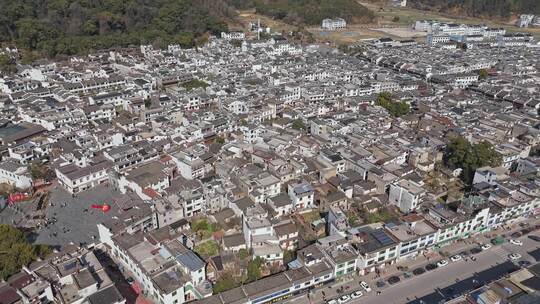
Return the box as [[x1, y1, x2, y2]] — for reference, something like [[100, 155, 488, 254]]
[[245, 0, 376, 25], [408, 0, 540, 19], [0, 0, 375, 58], [0, 0, 235, 57]]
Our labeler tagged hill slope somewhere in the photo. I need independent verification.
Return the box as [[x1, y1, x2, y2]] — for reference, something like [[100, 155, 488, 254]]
[[232, 0, 375, 25], [408, 0, 540, 19], [0, 0, 236, 57]]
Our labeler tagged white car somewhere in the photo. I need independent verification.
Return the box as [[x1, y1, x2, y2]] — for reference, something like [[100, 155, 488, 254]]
[[327, 300, 339, 304], [481, 244, 492, 251], [450, 255, 462, 262], [360, 281, 371, 292], [509, 253, 522, 260], [338, 295, 351, 304], [510, 239, 523, 246], [350, 290, 363, 299], [437, 260, 449, 267]]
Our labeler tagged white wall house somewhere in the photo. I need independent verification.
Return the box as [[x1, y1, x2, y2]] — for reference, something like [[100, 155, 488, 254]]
[[388, 179, 425, 213], [0, 160, 33, 189], [55, 158, 111, 194], [171, 151, 205, 180], [221, 32, 245, 40], [322, 18, 346, 30], [288, 181, 315, 210]]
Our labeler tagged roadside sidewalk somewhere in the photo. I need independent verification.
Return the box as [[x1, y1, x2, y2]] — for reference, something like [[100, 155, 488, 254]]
[[283, 218, 540, 304]]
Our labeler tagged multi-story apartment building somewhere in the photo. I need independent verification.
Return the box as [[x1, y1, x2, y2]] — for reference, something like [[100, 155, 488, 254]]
[[389, 179, 425, 213], [321, 18, 347, 30], [287, 181, 315, 210]]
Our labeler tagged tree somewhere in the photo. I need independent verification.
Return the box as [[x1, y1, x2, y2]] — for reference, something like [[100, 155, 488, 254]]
[[377, 92, 410, 117], [238, 248, 249, 260], [283, 250, 296, 264], [182, 79, 208, 91], [28, 162, 46, 180], [292, 119, 306, 131], [192, 219, 210, 232], [215, 135, 225, 145], [392, 16, 400, 22], [478, 69, 488, 80], [20, 50, 39, 65], [444, 136, 502, 185], [531, 145, 540, 157], [144, 98, 152, 108], [246, 257, 264, 282], [0, 53, 17, 74], [213, 272, 238, 293], [338, 44, 349, 53], [230, 39, 242, 48], [0, 224, 51, 280]]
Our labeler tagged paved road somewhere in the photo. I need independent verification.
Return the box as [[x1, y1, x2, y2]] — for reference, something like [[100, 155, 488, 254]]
[[290, 225, 540, 304], [353, 231, 540, 304]]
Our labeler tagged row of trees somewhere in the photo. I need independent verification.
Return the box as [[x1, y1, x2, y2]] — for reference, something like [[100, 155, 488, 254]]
[[409, 0, 540, 19], [0, 224, 51, 280]]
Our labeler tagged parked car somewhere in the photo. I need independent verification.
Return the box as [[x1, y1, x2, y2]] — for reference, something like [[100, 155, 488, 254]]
[[425, 263, 437, 271], [437, 260, 449, 267], [350, 290, 363, 299], [511, 232, 522, 238], [459, 250, 470, 256], [413, 267, 426, 276], [518, 260, 532, 268], [327, 299, 338, 304], [360, 281, 371, 292], [481, 244, 492, 251], [521, 228, 533, 235], [470, 247, 482, 254], [387, 276, 401, 285], [403, 271, 412, 278], [450, 255, 462, 262], [508, 253, 522, 260], [510, 239, 523, 246], [491, 236, 504, 245], [528, 235, 540, 242], [338, 295, 351, 304], [376, 280, 386, 288]]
